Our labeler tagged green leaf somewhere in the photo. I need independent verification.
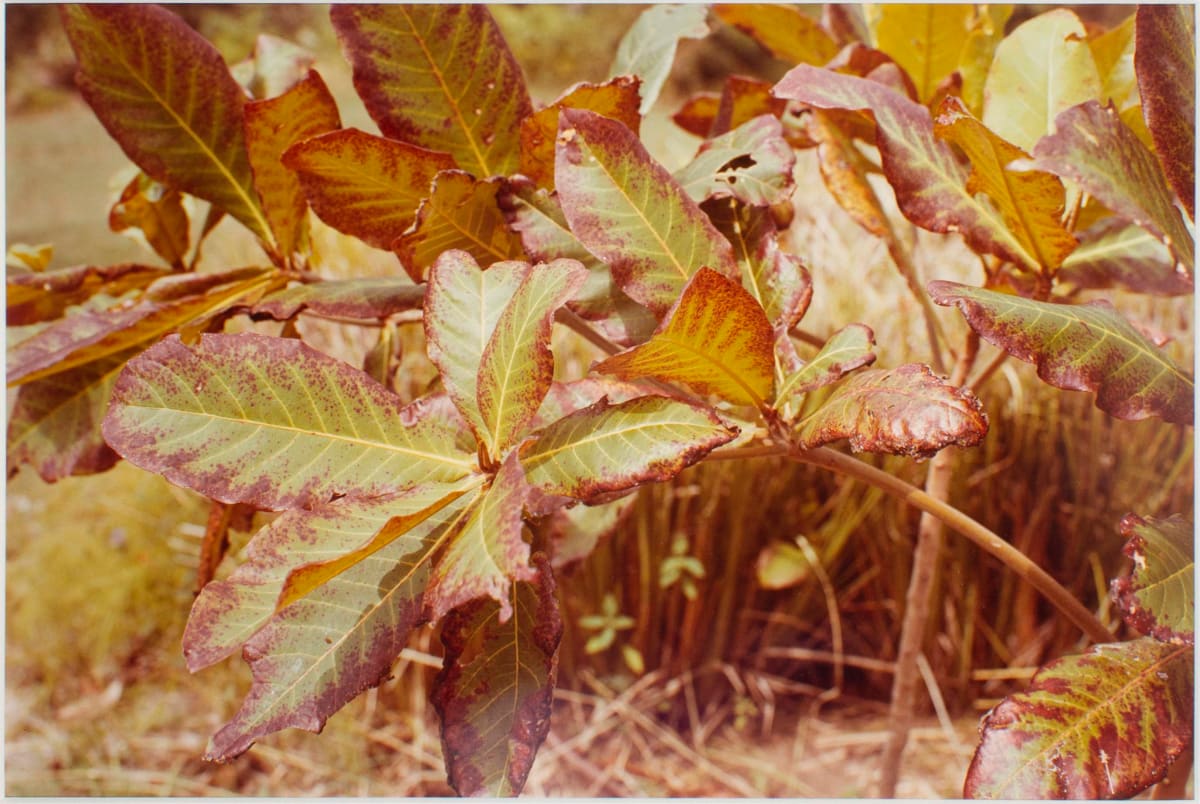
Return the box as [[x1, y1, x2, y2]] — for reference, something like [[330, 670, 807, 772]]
[[776, 323, 876, 404], [1033, 101, 1194, 275], [282, 128, 456, 253], [928, 280, 1193, 425], [673, 114, 796, 207], [7, 267, 277, 386], [981, 8, 1101, 154], [773, 66, 1039, 272], [596, 268, 776, 409], [6, 263, 169, 326], [433, 556, 562, 797], [867, 4, 979, 104], [204, 491, 476, 760], [1135, 6, 1194, 219], [1112, 514, 1194, 644], [108, 172, 191, 269], [330, 4, 530, 178], [476, 260, 588, 457], [1058, 219, 1193, 297], [244, 70, 342, 265], [520, 395, 738, 504], [61, 4, 272, 243], [794, 363, 988, 458], [251, 278, 425, 322], [424, 251, 528, 445], [183, 483, 474, 672], [103, 332, 474, 511], [713, 4, 837, 67], [393, 170, 528, 282], [610, 4, 710, 116], [555, 108, 738, 317], [964, 638, 1193, 799], [755, 540, 812, 590]]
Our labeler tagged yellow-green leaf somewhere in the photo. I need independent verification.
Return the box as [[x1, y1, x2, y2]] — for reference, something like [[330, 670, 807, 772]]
[[1112, 513, 1194, 644]]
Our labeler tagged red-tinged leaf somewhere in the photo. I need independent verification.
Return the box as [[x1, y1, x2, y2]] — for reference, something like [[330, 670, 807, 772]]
[[609, 4, 710, 116], [520, 395, 738, 504], [519, 76, 642, 190], [1136, 5, 1195, 219], [703, 199, 813, 333], [232, 33, 315, 101], [7, 267, 278, 386], [1058, 219, 1193, 297], [6, 263, 169, 326], [673, 115, 795, 207], [673, 91, 721, 138], [424, 251, 528, 444], [6, 347, 138, 482], [776, 323, 876, 404], [282, 128, 456, 253], [1111, 514, 1194, 644], [194, 500, 257, 595], [433, 556, 562, 796], [981, 9, 1101, 154], [713, 4, 837, 67], [331, 4, 530, 178], [61, 4, 272, 243], [183, 485, 469, 671], [531, 378, 648, 432], [393, 170, 528, 283], [425, 452, 532, 622], [929, 280, 1193, 425], [245, 70, 342, 266], [774, 66, 1039, 272], [555, 108, 737, 317], [1034, 101, 1194, 275], [865, 4, 978, 105], [204, 491, 477, 760], [108, 172, 190, 269], [251, 278, 425, 322], [710, 76, 789, 138], [596, 268, 775, 409], [545, 494, 639, 569], [934, 96, 1077, 274], [964, 638, 1193, 799], [794, 363, 987, 458], [476, 260, 588, 457], [103, 332, 475, 511]]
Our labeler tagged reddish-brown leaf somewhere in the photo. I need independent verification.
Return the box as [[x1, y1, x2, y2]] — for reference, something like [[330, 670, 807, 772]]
[[1135, 6, 1195, 219], [282, 128, 455, 252], [672, 91, 722, 138], [6, 263, 170, 326], [776, 323, 876, 404], [251, 278, 425, 323], [108, 172, 190, 269], [245, 70, 342, 266], [1111, 513, 1194, 645]]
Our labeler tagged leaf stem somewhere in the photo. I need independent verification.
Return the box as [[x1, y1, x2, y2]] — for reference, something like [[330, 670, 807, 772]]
[[555, 307, 622, 356]]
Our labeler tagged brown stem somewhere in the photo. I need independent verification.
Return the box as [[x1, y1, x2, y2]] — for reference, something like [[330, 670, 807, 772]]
[[555, 307, 622, 356]]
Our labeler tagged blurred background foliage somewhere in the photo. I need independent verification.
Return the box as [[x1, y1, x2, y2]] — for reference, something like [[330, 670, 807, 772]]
[[6, 3, 1192, 796]]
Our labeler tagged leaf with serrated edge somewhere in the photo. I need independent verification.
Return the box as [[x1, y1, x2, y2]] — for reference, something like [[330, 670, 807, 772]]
[[283, 128, 455, 253], [61, 5, 272, 243], [867, 5, 977, 105], [1112, 514, 1194, 644], [183, 482, 475, 672], [556, 108, 737, 317], [1058, 219, 1192, 296], [794, 364, 987, 458], [714, 5, 837, 67], [520, 395, 738, 504], [929, 280, 1193, 424], [426, 451, 532, 622], [433, 556, 562, 796], [7, 263, 169, 326], [7, 347, 137, 481], [610, 5, 709, 116], [1034, 101, 1194, 275], [8, 268, 278, 386], [964, 638, 1193, 799], [331, 4, 529, 178], [394, 170, 528, 283], [205, 492, 476, 760], [520, 76, 642, 190], [108, 172, 190, 269], [777, 324, 876, 404], [477, 260, 588, 456], [673, 115, 796, 207], [103, 332, 474, 511], [774, 66, 1038, 272], [934, 96, 1076, 274], [982, 9, 1101, 154], [252, 278, 425, 322], [424, 251, 528, 445], [596, 268, 775, 409], [245, 70, 342, 265], [1136, 6, 1195, 219]]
